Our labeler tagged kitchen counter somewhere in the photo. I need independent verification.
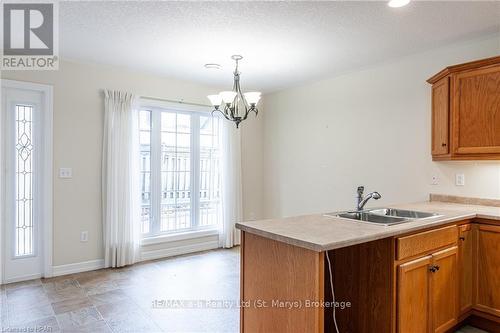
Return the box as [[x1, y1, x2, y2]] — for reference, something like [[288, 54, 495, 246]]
[[235, 201, 500, 252]]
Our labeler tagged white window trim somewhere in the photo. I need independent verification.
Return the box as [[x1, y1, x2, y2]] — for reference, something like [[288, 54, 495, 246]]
[[140, 98, 221, 239], [141, 228, 219, 246], [0, 79, 53, 282], [139, 97, 212, 114]]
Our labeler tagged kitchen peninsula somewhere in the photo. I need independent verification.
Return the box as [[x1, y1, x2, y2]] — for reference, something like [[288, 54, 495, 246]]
[[236, 197, 500, 333]]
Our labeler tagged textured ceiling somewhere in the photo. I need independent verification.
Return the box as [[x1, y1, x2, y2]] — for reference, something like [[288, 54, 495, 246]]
[[60, 1, 500, 92]]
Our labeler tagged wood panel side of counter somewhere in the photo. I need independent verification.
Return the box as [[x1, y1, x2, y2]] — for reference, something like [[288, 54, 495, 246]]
[[240, 231, 324, 333], [325, 238, 395, 333]]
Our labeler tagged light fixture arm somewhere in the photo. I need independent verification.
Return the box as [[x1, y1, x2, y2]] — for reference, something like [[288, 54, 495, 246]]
[[208, 55, 260, 128]]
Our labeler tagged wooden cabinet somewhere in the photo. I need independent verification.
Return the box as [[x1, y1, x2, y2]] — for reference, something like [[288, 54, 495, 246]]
[[452, 66, 500, 155], [458, 224, 473, 315], [397, 247, 458, 333], [431, 77, 450, 156], [397, 256, 431, 333], [395, 221, 500, 332], [396, 225, 457, 260], [428, 56, 500, 160], [430, 247, 458, 333], [475, 224, 500, 317]]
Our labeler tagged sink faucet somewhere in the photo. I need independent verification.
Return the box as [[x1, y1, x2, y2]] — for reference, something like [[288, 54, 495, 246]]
[[356, 186, 382, 211]]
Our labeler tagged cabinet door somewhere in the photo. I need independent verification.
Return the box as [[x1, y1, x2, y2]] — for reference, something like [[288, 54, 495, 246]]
[[476, 224, 500, 317], [430, 246, 458, 333], [458, 224, 473, 314], [452, 66, 500, 154], [397, 256, 432, 333], [431, 77, 450, 156]]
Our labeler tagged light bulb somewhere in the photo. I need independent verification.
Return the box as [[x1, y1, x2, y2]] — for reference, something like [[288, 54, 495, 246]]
[[220, 91, 237, 104], [388, 0, 410, 8], [207, 94, 222, 107], [243, 92, 261, 105]]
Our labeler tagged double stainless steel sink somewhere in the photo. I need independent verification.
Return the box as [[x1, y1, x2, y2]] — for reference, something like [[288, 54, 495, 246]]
[[326, 208, 442, 226]]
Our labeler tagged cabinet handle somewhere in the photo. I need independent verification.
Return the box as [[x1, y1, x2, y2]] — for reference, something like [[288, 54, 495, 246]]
[[459, 236, 465, 241], [429, 265, 440, 273], [441, 143, 447, 147]]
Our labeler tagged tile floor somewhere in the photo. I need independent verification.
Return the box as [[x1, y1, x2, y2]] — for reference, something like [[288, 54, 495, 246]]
[[0, 247, 489, 332], [0, 248, 239, 332]]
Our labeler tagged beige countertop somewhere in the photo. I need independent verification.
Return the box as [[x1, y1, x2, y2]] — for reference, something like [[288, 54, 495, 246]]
[[235, 201, 500, 252]]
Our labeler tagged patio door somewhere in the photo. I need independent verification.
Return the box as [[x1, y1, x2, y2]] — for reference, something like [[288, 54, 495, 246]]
[[1, 80, 53, 283]]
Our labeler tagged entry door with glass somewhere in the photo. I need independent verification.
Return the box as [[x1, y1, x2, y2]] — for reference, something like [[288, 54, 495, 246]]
[[1, 84, 48, 283]]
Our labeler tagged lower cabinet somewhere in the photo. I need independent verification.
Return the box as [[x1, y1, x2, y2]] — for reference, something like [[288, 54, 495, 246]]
[[397, 246, 458, 333], [397, 256, 431, 333], [397, 222, 500, 333], [430, 247, 458, 333], [458, 224, 473, 315], [475, 224, 500, 317]]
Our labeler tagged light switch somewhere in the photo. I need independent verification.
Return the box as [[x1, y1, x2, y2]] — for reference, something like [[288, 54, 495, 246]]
[[59, 168, 72, 179], [455, 173, 465, 186], [80, 231, 88, 242]]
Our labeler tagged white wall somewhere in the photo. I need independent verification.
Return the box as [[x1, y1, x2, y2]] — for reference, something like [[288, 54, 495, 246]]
[[1, 60, 262, 266], [262, 33, 500, 218], [241, 110, 264, 221]]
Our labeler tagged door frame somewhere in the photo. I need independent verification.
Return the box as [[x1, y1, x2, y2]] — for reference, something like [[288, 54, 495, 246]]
[[0, 79, 53, 283]]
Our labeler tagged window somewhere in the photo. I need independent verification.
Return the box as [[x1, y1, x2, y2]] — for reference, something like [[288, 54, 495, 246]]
[[139, 107, 222, 237], [15, 105, 34, 256]]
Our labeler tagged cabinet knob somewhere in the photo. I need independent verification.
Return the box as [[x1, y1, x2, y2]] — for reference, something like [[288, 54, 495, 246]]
[[459, 236, 465, 241], [441, 143, 447, 147], [429, 265, 440, 273]]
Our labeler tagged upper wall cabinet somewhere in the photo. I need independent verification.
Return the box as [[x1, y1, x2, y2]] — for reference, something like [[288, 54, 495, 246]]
[[427, 56, 500, 160]]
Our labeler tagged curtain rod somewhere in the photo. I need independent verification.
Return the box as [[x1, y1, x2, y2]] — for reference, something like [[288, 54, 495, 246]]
[[141, 95, 211, 108]]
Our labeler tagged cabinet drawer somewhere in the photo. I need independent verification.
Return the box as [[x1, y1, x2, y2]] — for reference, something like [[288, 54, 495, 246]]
[[397, 225, 458, 260]]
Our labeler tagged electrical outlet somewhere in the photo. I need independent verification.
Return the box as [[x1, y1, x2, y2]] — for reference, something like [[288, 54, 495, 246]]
[[59, 168, 73, 179], [455, 173, 465, 186], [80, 231, 88, 242], [431, 175, 439, 185]]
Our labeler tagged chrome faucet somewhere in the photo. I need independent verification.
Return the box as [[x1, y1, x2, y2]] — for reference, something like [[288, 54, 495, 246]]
[[356, 186, 381, 211]]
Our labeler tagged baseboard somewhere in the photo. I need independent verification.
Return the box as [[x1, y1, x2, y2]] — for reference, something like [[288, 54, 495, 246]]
[[468, 314, 500, 333], [3, 240, 222, 283], [447, 310, 500, 333], [51, 240, 220, 277], [140, 240, 219, 261], [52, 259, 105, 277], [3, 273, 42, 284]]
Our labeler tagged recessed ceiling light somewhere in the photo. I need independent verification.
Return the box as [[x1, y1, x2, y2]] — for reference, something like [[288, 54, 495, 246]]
[[204, 63, 221, 70], [388, 0, 410, 8]]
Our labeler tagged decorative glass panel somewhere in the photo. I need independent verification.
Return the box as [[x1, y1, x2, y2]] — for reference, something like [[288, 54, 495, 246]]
[[15, 105, 34, 256], [199, 116, 221, 227], [139, 110, 152, 234], [161, 112, 191, 232]]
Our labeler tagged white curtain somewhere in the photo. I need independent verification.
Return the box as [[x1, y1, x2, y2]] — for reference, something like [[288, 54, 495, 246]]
[[102, 90, 141, 267], [219, 121, 243, 248]]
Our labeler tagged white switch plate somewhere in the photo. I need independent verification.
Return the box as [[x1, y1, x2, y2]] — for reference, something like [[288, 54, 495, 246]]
[[80, 231, 88, 242], [455, 173, 465, 186], [59, 168, 73, 179], [431, 175, 439, 185]]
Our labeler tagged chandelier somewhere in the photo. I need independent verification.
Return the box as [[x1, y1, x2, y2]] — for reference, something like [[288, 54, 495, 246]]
[[207, 55, 261, 128]]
